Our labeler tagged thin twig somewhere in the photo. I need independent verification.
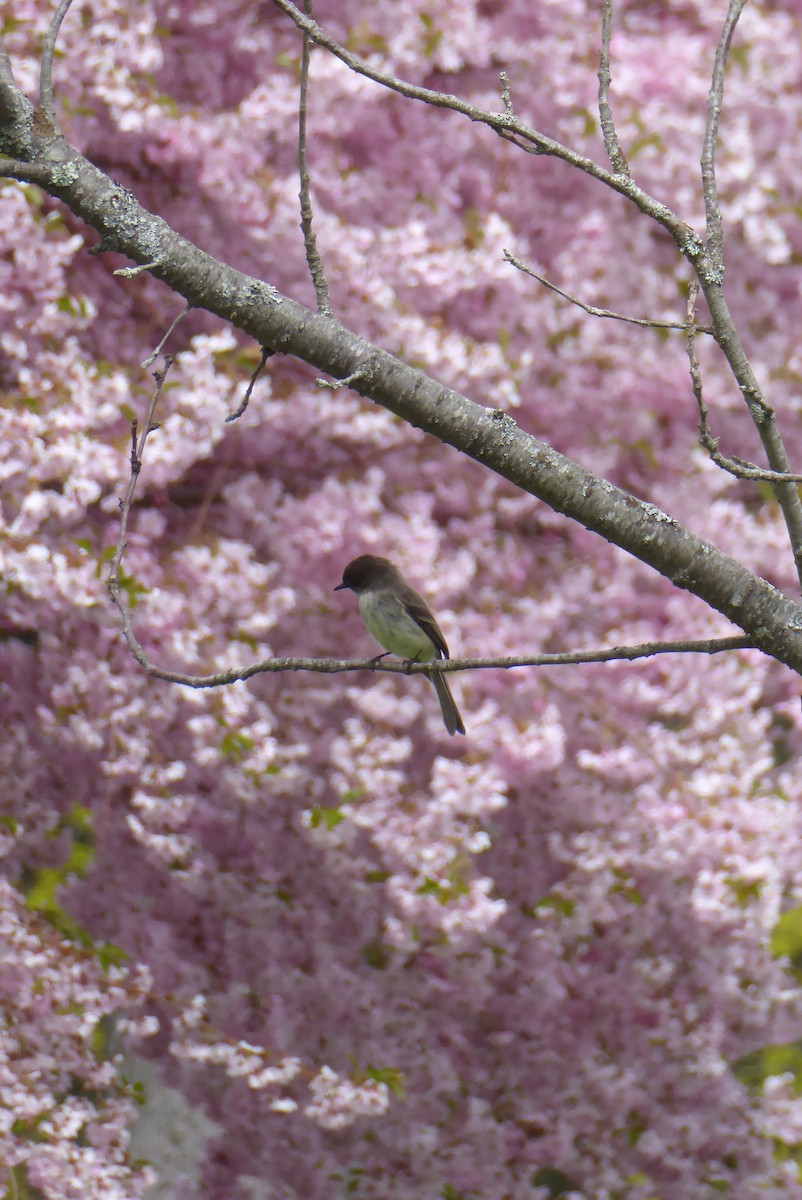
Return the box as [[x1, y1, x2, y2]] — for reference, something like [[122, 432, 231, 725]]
[[114, 259, 165, 279], [499, 71, 514, 120], [297, 0, 331, 315], [105, 390, 756, 682], [685, 284, 802, 482], [0, 156, 53, 184], [141, 303, 191, 369], [504, 251, 712, 334], [266, 0, 802, 586], [269, 0, 691, 231], [701, 0, 746, 276], [113, 635, 755, 691], [38, 0, 75, 124], [225, 346, 275, 422], [316, 367, 367, 390], [108, 357, 174, 629], [597, 0, 630, 178]]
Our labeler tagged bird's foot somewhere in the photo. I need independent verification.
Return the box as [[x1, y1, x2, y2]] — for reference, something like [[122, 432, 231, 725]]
[[368, 652, 390, 670]]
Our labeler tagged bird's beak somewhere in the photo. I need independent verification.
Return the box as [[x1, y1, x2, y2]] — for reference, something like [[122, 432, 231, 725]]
[[334, 582, 347, 591]]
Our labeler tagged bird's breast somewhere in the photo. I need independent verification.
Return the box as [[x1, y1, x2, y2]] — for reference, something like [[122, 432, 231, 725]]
[[358, 590, 436, 661]]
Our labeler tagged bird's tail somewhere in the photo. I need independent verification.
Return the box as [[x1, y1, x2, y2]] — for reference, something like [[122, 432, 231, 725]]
[[428, 670, 466, 736]]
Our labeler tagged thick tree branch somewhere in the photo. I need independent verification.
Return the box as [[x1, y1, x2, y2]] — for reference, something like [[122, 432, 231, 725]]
[[7, 3, 800, 577], [266, 0, 802, 589], [3, 93, 802, 673], [110, 365, 756, 684]]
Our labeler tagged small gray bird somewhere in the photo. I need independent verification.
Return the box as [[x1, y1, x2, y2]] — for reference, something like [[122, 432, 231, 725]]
[[335, 555, 466, 736]]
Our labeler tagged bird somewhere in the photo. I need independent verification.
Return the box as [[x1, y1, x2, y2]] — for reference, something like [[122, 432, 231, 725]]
[[334, 554, 466, 736]]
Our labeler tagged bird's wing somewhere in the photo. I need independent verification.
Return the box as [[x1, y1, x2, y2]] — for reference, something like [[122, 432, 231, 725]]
[[403, 593, 450, 660]]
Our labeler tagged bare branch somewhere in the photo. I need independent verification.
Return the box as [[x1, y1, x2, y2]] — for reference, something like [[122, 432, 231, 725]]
[[701, 0, 746, 275], [685, 284, 802, 483], [268, 0, 802, 588], [225, 346, 275, 422], [504, 250, 710, 334], [269, 0, 690, 239], [38, 0, 75, 125], [141, 303, 191, 369], [0, 156, 52, 184], [597, 0, 630, 177], [105, 638, 757, 692], [0, 44, 34, 163], [499, 71, 514, 120], [8, 110, 802, 669], [107, 357, 174, 634], [315, 355, 377, 391], [297, 0, 331, 315], [105, 359, 758, 684], [114, 259, 165, 279]]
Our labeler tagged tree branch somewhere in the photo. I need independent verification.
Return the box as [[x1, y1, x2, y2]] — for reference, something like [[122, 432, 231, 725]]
[[110, 368, 757, 684], [107, 357, 174, 635], [297, 0, 331, 315], [269, 0, 690, 239], [266, 0, 802, 588], [686, 283, 802, 483], [3, 83, 802, 673], [701, 0, 746, 276], [38, 0, 75, 125], [225, 346, 275, 422], [503, 250, 710, 334], [97, 641, 758, 691], [597, 0, 630, 177]]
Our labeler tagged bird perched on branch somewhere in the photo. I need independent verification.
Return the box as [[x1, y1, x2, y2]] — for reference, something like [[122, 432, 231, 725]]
[[335, 555, 465, 736]]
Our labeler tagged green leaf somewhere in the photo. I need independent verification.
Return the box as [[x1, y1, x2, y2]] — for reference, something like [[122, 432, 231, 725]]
[[117, 568, 149, 606], [364, 1065, 405, 1097], [725, 875, 762, 907], [220, 730, 255, 761], [308, 806, 345, 831], [521, 893, 575, 918], [24, 866, 64, 913], [733, 1039, 802, 1092], [95, 942, 128, 971], [771, 906, 802, 972]]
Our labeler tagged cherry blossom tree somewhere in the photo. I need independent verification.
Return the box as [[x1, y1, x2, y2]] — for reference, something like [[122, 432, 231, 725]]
[[3, 1, 802, 1197]]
